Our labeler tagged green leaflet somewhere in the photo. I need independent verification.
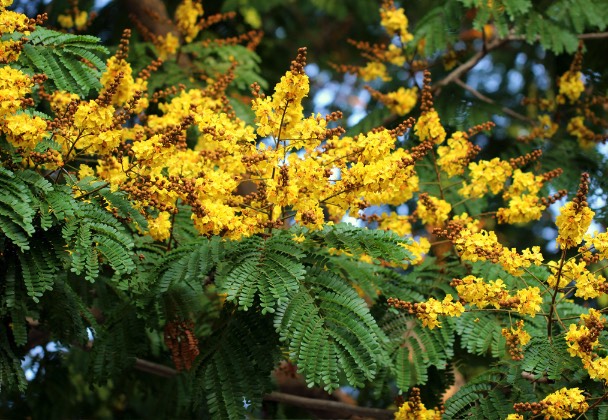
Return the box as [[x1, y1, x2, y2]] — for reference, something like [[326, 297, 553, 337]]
[[274, 263, 383, 391], [15, 27, 108, 96]]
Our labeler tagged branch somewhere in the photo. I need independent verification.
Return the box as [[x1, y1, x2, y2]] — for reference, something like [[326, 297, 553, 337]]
[[132, 358, 395, 417], [264, 391, 396, 419], [453, 78, 534, 123], [134, 358, 177, 378], [432, 37, 507, 95], [577, 32, 608, 40]]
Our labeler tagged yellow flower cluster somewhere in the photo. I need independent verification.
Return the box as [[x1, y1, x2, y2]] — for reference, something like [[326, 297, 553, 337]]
[[455, 275, 508, 308], [417, 195, 451, 226], [540, 387, 589, 419], [379, 213, 412, 237], [394, 401, 441, 420], [414, 110, 446, 144], [175, 0, 204, 42], [455, 275, 542, 316], [155, 32, 180, 60], [147, 211, 172, 241], [399, 236, 431, 265], [358, 61, 391, 82], [0, 3, 30, 35], [548, 258, 607, 299], [558, 71, 584, 103], [586, 231, 608, 260], [56, 100, 122, 157], [459, 158, 513, 198], [99, 56, 148, 111], [567, 116, 595, 148], [436, 131, 472, 177], [380, 1, 414, 44], [57, 11, 88, 30], [384, 87, 417, 116], [501, 320, 531, 352], [497, 169, 546, 224], [417, 295, 465, 329], [452, 226, 544, 275], [556, 201, 594, 249]]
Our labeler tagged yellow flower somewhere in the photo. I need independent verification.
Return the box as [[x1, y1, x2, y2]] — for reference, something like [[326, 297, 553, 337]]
[[541, 388, 588, 419], [559, 71, 584, 103], [384, 87, 417, 116], [380, 3, 414, 44], [3, 113, 47, 149], [417, 195, 451, 226], [436, 131, 471, 177], [567, 116, 595, 149], [175, 0, 204, 43], [417, 295, 464, 329], [556, 201, 594, 249], [514, 287, 542, 317], [147, 211, 172, 241], [394, 401, 441, 420], [414, 110, 446, 144], [455, 275, 509, 309], [459, 158, 512, 198], [359, 61, 391, 82], [156, 32, 180, 60]]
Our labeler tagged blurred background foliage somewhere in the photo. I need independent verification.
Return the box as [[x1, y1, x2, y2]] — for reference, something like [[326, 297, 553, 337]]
[[3, 0, 608, 417]]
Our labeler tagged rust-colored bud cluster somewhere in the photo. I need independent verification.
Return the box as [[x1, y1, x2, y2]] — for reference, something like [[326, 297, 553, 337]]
[[509, 149, 542, 169], [290, 47, 308, 75], [164, 320, 200, 372]]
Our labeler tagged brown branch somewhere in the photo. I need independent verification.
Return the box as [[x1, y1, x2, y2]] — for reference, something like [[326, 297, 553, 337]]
[[134, 357, 177, 378], [132, 358, 395, 417], [453, 78, 534, 123], [577, 32, 608, 40], [432, 37, 507, 95], [264, 391, 395, 419]]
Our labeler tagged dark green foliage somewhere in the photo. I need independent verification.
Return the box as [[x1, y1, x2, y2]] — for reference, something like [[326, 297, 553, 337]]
[[216, 233, 306, 313], [521, 335, 582, 381], [315, 222, 413, 262], [274, 263, 383, 390], [194, 306, 279, 419], [444, 372, 512, 418], [379, 309, 454, 390], [15, 27, 108, 96]]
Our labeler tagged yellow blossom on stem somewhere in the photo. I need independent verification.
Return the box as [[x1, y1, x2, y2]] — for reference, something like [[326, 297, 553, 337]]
[[379, 1, 414, 44], [417, 294, 464, 329], [394, 401, 441, 420], [459, 158, 512, 198], [175, 0, 204, 42], [379, 213, 412, 237], [497, 194, 545, 224], [414, 110, 446, 144], [555, 201, 594, 249], [155, 32, 180, 60], [384, 87, 417, 116], [436, 131, 471, 177], [2, 113, 47, 150], [567, 116, 595, 148], [455, 275, 509, 309], [417, 195, 451, 226], [540, 387, 588, 419], [359, 61, 391, 82], [147, 211, 172, 241], [558, 71, 584, 103], [514, 287, 543, 317]]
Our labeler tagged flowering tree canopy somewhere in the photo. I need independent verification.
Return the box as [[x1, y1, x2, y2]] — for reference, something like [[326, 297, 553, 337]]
[[1, 0, 608, 418]]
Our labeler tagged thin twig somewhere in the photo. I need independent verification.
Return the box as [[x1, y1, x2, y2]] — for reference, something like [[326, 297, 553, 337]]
[[134, 358, 177, 378], [453, 78, 533, 123], [433, 37, 507, 94], [132, 359, 395, 418], [264, 391, 395, 419]]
